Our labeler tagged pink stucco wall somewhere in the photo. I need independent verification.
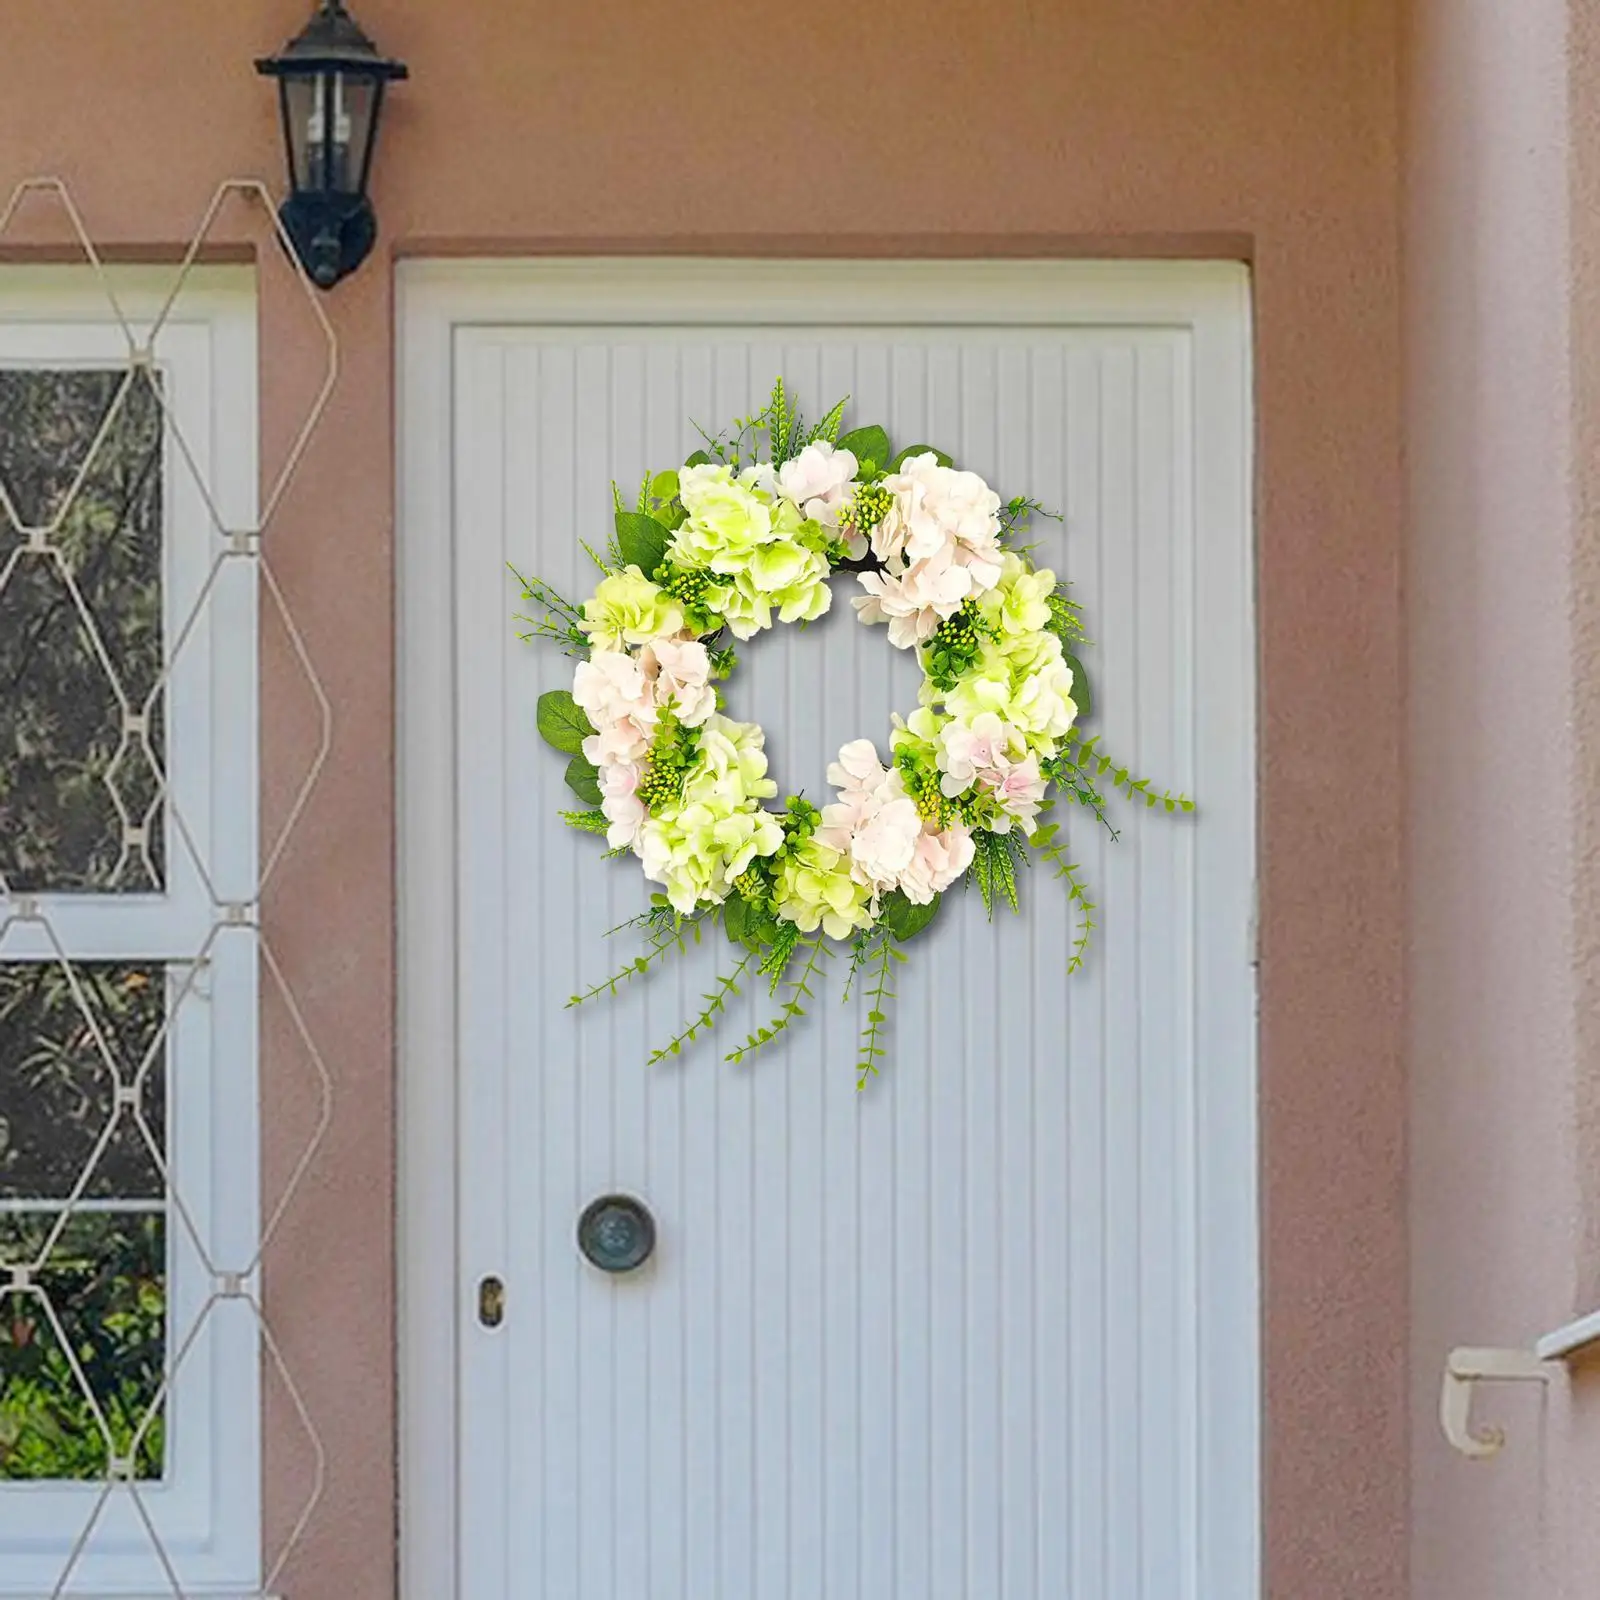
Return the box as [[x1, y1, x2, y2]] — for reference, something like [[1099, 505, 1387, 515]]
[[0, 2, 1408, 1595], [1407, 0, 1600, 1594]]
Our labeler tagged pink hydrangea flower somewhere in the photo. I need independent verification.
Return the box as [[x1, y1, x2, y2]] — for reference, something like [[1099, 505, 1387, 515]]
[[572, 650, 657, 764], [990, 753, 1048, 835], [870, 452, 1005, 590], [937, 711, 1017, 796], [816, 738, 924, 897], [599, 759, 647, 851], [897, 821, 977, 904], [935, 714, 1048, 832], [777, 441, 860, 547], [641, 637, 717, 727], [851, 544, 974, 650]]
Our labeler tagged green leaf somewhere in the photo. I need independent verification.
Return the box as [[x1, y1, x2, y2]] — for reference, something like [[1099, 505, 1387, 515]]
[[889, 443, 953, 470], [722, 893, 754, 946], [724, 893, 778, 951], [1063, 653, 1092, 718], [564, 755, 603, 805], [684, 449, 713, 467], [614, 511, 671, 577], [838, 425, 892, 472], [536, 689, 595, 754], [726, 889, 774, 947], [879, 889, 942, 942]]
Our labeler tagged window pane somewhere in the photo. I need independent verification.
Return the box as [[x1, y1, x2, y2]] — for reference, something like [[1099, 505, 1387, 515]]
[[0, 962, 165, 1202], [0, 369, 164, 893], [0, 1211, 165, 1480]]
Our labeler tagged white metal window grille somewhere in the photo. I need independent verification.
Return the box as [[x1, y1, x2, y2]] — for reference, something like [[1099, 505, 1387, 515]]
[[0, 180, 337, 1600]]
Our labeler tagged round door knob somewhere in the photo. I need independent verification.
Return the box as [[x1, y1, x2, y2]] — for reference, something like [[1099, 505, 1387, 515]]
[[577, 1193, 656, 1273]]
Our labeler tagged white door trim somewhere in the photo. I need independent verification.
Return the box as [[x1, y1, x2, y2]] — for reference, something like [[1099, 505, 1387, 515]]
[[395, 258, 1257, 1600]]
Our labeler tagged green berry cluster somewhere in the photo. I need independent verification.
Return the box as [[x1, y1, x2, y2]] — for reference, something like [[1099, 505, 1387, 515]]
[[847, 482, 893, 535], [922, 599, 996, 691], [903, 762, 952, 826], [896, 746, 990, 830], [637, 763, 684, 812], [893, 749, 960, 828], [732, 866, 768, 901], [659, 564, 716, 608], [637, 712, 701, 814]]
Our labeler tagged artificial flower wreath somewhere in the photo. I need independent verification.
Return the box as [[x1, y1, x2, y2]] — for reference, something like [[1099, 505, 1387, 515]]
[[515, 381, 1191, 1085]]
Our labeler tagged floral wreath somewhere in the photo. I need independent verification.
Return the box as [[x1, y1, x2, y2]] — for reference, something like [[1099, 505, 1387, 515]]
[[515, 381, 1192, 1085]]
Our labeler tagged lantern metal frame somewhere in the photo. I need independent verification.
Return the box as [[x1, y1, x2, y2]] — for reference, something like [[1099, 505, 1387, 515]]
[[255, 1, 408, 290]]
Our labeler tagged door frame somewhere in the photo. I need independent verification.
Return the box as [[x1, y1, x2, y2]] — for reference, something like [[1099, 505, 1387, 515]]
[[395, 257, 1258, 1600]]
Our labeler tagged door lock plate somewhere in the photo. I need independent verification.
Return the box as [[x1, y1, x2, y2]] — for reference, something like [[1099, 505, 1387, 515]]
[[477, 1274, 505, 1328]]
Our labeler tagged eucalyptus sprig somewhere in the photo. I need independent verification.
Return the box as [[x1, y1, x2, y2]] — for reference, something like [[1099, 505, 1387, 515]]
[[855, 932, 906, 1088], [999, 494, 1061, 543], [648, 954, 755, 1065], [567, 908, 706, 1007], [1032, 825, 1098, 974], [1061, 731, 1195, 814], [724, 935, 830, 1066]]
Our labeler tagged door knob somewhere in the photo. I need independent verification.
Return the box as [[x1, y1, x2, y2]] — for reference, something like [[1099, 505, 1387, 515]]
[[577, 1193, 656, 1273]]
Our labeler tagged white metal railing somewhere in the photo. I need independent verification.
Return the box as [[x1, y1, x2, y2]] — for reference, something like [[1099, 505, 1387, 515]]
[[0, 177, 338, 1597]]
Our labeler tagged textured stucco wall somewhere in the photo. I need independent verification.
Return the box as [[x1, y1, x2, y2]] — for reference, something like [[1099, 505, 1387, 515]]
[[0, 3, 1405, 1596], [1407, 0, 1600, 1594]]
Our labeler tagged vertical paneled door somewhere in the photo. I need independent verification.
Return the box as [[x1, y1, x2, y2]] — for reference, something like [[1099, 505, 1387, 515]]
[[404, 262, 1256, 1600]]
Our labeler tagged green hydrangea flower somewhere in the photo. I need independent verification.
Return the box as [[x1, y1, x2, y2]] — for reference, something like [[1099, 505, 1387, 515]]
[[941, 632, 1078, 754], [771, 835, 873, 939], [974, 552, 1057, 638], [670, 464, 777, 573], [580, 565, 684, 651]]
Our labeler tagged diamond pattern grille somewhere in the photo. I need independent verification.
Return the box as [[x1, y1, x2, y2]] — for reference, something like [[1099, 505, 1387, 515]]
[[0, 178, 338, 1598]]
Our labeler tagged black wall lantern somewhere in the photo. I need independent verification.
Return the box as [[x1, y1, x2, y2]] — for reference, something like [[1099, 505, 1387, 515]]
[[255, 1, 407, 289]]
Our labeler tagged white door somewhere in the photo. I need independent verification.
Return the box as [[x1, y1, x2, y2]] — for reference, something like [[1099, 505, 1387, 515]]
[[398, 261, 1257, 1600]]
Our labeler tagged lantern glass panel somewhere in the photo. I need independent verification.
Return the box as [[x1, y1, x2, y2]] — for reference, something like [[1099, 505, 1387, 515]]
[[282, 70, 377, 197], [282, 72, 322, 193], [335, 74, 378, 195]]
